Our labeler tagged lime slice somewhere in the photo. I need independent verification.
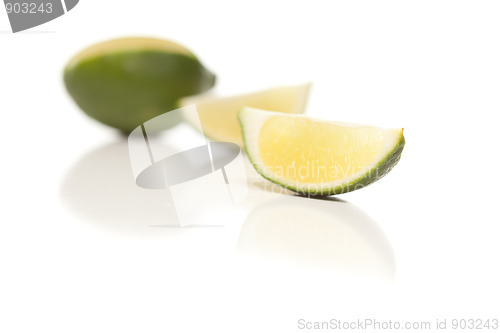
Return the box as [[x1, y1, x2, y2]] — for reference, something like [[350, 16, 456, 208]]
[[180, 83, 311, 146], [238, 107, 405, 195], [64, 37, 216, 133]]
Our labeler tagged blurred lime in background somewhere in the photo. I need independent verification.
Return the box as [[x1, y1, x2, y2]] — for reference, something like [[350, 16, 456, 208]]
[[64, 37, 216, 134], [180, 83, 311, 146]]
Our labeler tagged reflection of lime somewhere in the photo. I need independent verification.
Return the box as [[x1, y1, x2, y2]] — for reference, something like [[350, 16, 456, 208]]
[[238, 196, 396, 279], [64, 37, 216, 133], [180, 83, 310, 146], [238, 107, 405, 195]]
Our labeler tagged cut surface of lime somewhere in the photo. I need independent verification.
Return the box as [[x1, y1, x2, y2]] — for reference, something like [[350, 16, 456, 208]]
[[180, 83, 310, 146], [238, 107, 405, 195]]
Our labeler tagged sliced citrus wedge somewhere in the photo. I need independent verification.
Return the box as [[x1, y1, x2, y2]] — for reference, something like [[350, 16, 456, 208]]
[[238, 107, 405, 195], [180, 83, 311, 146]]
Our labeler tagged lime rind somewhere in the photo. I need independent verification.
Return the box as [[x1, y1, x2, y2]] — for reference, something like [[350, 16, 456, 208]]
[[64, 37, 215, 134]]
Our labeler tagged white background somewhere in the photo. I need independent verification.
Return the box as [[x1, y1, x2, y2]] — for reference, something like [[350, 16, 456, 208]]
[[1, 1, 499, 332]]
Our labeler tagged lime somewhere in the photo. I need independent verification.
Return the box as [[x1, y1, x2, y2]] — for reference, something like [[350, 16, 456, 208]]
[[238, 107, 405, 195], [180, 83, 310, 146], [64, 37, 216, 133]]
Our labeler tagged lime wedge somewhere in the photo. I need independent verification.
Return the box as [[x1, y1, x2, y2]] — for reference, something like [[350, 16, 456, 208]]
[[180, 83, 311, 146], [238, 107, 405, 195]]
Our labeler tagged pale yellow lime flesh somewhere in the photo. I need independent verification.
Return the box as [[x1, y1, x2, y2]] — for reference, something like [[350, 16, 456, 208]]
[[180, 83, 311, 146], [238, 107, 405, 195]]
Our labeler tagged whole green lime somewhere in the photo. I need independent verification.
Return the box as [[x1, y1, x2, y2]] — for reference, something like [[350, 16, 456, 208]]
[[64, 37, 216, 133]]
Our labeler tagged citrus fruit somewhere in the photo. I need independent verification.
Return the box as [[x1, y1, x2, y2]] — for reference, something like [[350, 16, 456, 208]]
[[238, 107, 405, 195], [180, 83, 311, 146], [64, 37, 216, 133]]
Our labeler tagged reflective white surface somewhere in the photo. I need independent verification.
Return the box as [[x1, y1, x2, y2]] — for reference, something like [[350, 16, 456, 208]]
[[1, 1, 500, 332], [238, 196, 396, 280]]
